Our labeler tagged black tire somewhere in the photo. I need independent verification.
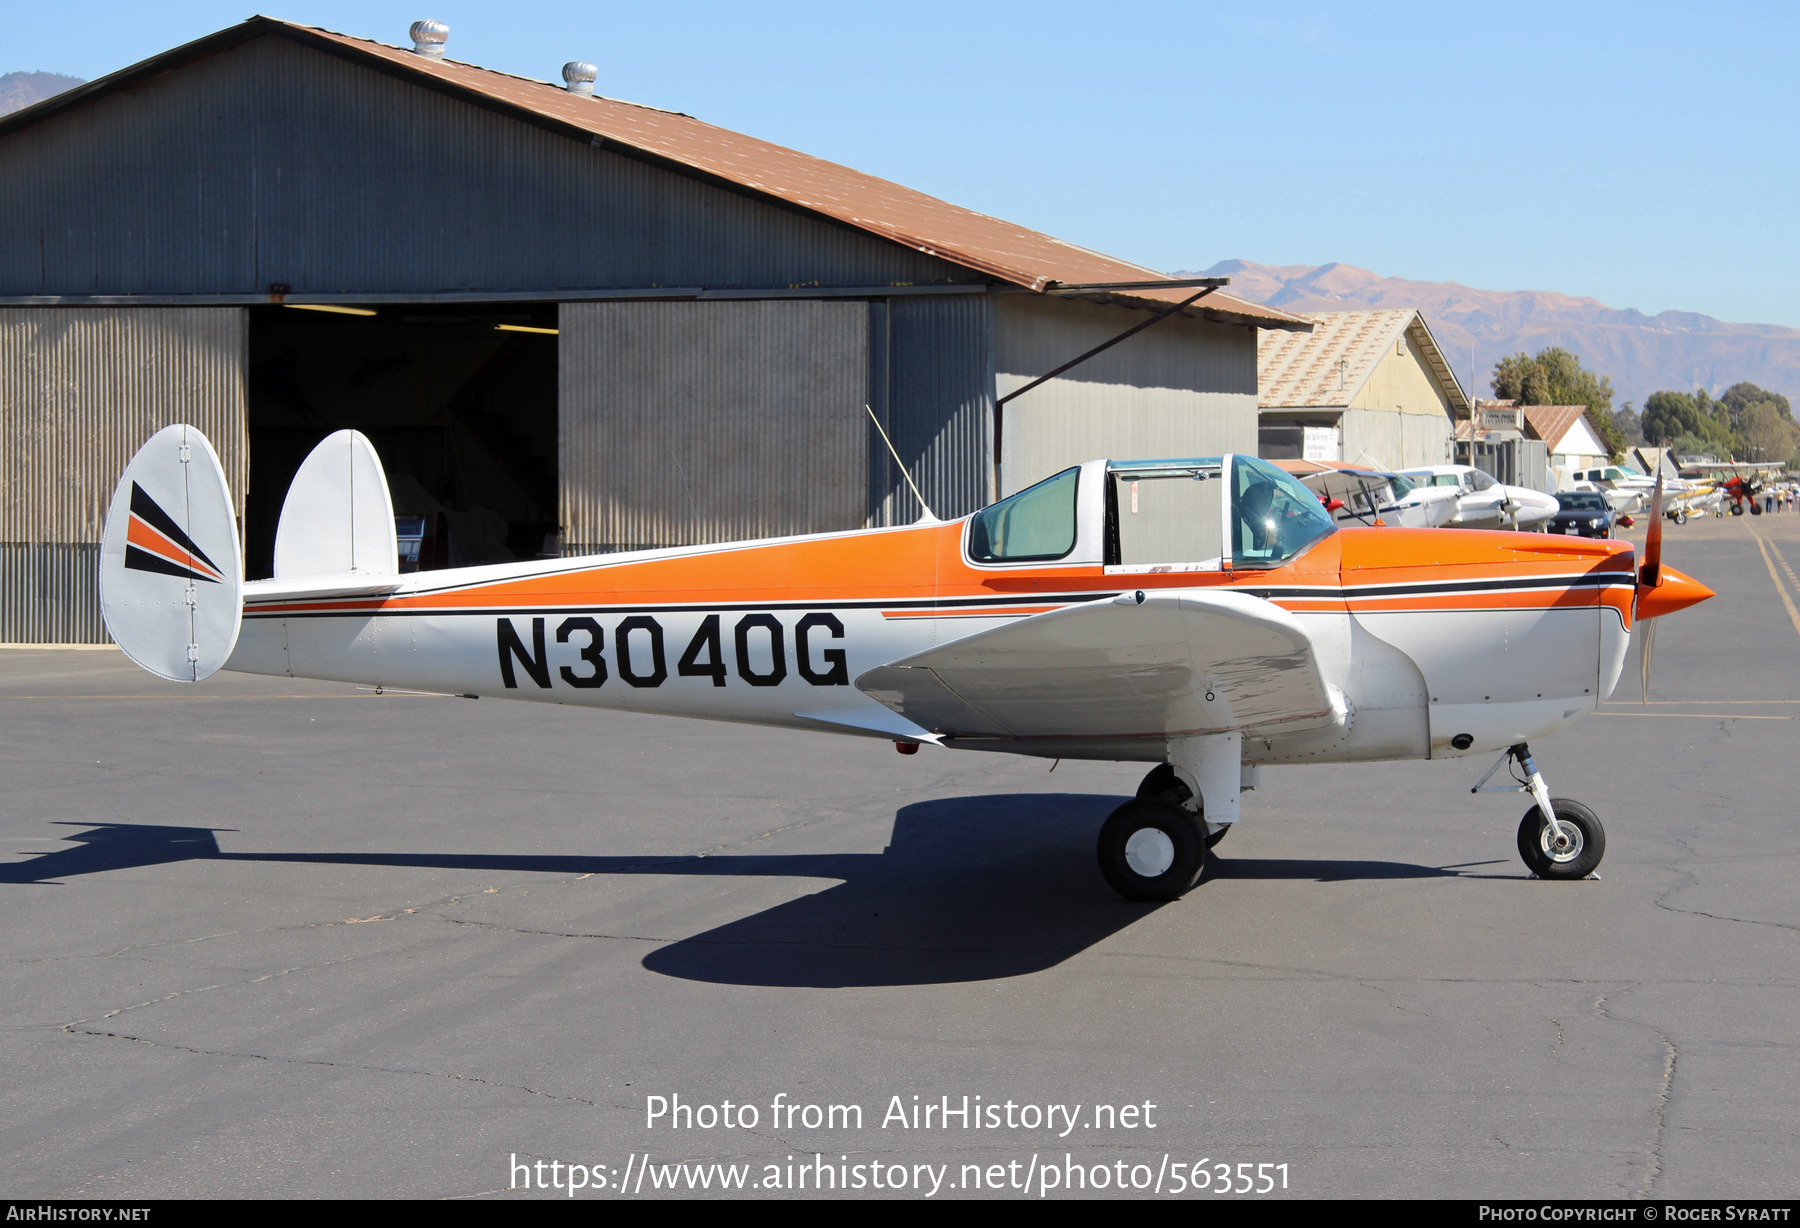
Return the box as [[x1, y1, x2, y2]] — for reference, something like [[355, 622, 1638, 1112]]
[[1731, 502, 1745, 516], [1516, 800, 1605, 880], [1136, 764, 1230, 847], [1098, 798, 1206, 901], [1674, 510, 1687, 526], [1751, 502, 1764, 516]]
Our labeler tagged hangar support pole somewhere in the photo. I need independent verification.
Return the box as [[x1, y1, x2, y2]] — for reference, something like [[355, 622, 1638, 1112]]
[[991, 284, 1217, 498]]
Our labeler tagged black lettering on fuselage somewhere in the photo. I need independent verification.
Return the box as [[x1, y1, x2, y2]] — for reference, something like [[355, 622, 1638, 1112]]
[[734, 613, 787, 687], [795, 612, 850, 686], [678, 614, 728, 687], [556, 616, 607, 688], [615, 615, 668, 688], [497, 617, 551, 689]]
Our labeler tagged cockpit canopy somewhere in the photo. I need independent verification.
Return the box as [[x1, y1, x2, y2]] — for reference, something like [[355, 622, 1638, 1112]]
[[967, 455, 1335, 571]]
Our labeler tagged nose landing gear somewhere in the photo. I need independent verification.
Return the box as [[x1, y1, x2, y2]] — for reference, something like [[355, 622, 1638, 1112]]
[[1473, 742, 1606, 880]]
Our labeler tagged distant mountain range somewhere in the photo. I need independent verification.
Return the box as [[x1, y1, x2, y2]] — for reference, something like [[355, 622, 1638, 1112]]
[[0, 71, 85, 116], [1190, 260, 1800, 411]]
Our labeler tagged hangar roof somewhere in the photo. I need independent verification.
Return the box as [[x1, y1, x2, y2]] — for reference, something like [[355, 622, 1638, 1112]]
[[0, 17, 1307, 331], [1521, 405, 1602, 452], [1257, 309, 1468, 411]]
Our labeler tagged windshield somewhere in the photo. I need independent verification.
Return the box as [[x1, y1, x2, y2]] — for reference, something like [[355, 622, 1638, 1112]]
[[967, 467, 1079, 562], [1385, 473, 1417, 499], [1557, 493, 1608, 511], [1231, 455, 1335, 567]]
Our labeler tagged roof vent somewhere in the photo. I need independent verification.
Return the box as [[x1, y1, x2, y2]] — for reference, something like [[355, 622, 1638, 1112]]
[[410, 20, 449, 57], [562, 62, 598, 95]]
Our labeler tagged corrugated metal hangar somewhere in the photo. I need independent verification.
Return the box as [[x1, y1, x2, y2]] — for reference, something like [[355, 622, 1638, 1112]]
[[0, 17, 1307, 642]]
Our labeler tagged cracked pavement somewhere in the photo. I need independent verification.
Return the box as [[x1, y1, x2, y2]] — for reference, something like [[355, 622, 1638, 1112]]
[[1, 514, 1795, 1198]]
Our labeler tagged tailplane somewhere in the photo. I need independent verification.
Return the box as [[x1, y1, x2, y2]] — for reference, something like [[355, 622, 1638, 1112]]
[[99, 425, 243, 681]]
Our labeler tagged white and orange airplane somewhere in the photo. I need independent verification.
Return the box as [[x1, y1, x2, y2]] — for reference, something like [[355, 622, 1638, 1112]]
[[100, 425, 1713, 900]]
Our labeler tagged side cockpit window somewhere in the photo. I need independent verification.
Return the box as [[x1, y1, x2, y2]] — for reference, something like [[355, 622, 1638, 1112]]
[[967, 467, 1079, 563], [1109, 461, 1225, 568]]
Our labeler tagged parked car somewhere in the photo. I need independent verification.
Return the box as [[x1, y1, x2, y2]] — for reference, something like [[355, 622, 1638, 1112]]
[[1548, 491, 1616, 538]]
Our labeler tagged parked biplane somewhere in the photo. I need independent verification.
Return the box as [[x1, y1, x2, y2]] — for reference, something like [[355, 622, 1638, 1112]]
[[1680, 461, 1785, 516], [100, 426, 1713, 900]]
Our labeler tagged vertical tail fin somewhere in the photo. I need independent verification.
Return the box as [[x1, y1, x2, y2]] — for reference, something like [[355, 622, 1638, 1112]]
[[99, 425, 243, 681], [273, 429, 398, 579]]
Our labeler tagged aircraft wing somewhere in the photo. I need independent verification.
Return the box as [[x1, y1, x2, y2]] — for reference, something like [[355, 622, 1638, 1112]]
[[855, 588, 1339, 741]]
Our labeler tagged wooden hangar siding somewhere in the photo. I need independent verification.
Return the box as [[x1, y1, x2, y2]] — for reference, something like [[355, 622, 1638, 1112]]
[[0, 24, 1264, 643]]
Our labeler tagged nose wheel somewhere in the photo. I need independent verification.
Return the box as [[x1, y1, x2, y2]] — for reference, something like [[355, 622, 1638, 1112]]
[[1473, 742, 1607, 880], [1517, 800, 1606, 879]]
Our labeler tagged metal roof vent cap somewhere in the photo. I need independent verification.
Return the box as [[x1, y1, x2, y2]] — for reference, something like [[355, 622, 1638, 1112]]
[[562, 62, 598, 95], [410, 20, 449, 57]]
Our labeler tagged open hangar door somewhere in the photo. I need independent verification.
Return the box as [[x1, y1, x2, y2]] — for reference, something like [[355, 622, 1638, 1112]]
[[245, 303, 558, 579]]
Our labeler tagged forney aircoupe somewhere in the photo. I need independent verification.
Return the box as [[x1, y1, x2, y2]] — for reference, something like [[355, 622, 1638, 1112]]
[[102, 425, 1713, 901]]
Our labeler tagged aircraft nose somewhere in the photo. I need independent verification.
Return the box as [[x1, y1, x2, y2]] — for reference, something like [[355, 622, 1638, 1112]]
[[1637, 566, 1715, 620]]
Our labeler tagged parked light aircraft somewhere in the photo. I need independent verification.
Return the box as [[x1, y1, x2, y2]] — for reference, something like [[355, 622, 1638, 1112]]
[[1291, 467, 1459, 530], [1570, 465, 1657, 515], [100, 426, 1713, 900], [1397, 465, 1559, 531], [1680, 462, 1786, 516]]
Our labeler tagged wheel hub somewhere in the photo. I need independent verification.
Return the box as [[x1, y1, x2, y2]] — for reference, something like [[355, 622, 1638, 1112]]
[[1123, 827, 1176, 878], [1539, 819, 1584, 863]]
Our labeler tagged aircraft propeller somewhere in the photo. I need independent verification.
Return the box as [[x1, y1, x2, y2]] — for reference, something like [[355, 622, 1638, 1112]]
[[1639, 474, 1664, 703]]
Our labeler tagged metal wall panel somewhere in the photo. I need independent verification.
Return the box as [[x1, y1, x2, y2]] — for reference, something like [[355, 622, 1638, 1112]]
[[878, 294, 994, 522], [0, 307, 245, 641], [995, 295, 1257, 495], [0, 35, 976, 297], [1, 307, 248, 542], [0, 544, 105, 643], [560, 301, 869, 551]]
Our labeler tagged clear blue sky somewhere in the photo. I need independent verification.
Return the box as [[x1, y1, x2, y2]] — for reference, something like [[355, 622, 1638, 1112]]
[[8, 1, 1798, 326]]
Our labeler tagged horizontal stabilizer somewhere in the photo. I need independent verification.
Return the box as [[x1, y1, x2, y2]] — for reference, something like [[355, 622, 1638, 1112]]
[[856, 588, 1335, 741], [244, 575, 406, 604]]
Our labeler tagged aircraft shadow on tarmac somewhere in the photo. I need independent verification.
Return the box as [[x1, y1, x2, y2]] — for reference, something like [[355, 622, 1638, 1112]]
[[3, 799, 1476, 988]]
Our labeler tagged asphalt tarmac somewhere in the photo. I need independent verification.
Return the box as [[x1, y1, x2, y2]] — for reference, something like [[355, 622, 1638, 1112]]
[[2, 511, 1796, 1200]]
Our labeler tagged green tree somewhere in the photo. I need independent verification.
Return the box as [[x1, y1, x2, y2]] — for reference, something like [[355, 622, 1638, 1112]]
[[1719, 382, 1792, 428], [1740, 401, 1798, 464], [1491, 346, 1624, 457], [1613, 402, 1644, 447], [1643, 391, 1700, 444], [1643, 390, 1735, 454]]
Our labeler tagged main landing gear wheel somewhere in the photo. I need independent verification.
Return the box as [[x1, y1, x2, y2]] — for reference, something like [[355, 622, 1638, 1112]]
[[1674, 509, 1688, 526], [1517, 800, 1606, 880], [1135, 763, 1230, 848], [1731, 502, 1745, 516], [1098, 798, 1206, 901]]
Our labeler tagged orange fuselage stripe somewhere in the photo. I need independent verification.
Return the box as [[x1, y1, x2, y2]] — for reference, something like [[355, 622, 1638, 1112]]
[[243, 526, 1641, 621]]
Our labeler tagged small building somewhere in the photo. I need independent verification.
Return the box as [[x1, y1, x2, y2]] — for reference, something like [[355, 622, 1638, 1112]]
[[1630, 447, 1681, 481], [0, 17, 1307, 642], [1520, 406, 1611, 487], [1458, 402, 1550, 492], [1255, 310, 1466, 471]]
